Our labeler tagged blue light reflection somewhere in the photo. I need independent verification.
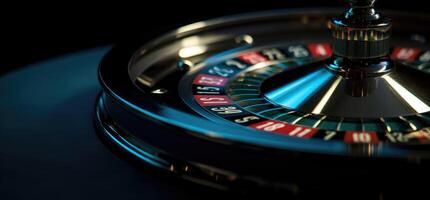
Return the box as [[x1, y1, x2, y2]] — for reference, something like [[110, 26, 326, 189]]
[[266, 69, 334, 109]]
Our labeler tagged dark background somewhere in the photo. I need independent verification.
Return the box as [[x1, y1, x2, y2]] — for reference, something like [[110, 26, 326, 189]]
[[0, 0, 426, 74]]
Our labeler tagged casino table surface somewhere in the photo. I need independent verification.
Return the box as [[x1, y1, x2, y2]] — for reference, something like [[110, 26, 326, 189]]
[[0, 47, 230, 200]]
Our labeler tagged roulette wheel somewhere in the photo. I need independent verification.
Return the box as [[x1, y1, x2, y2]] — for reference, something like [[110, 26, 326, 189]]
[[96, 0, 430, 197], [2, 0, 430, 199]]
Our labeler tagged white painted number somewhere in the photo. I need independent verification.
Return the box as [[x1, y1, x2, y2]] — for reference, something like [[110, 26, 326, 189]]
[[234, 116, 260, 124], [352, 132, 371, 143], [396, 48, 418, 60], [208, 66, 234, 77], [288, 127, 312, 138], [261, 49, 286, 60], [288, 46, 309, 58], [196, 86, 220, 94], [255, 121, 285, 132], [226, 60, 247, 69], [198, 77, 224, 86], [198, 97, 229, 105], [211, 106, 242, 115], [385, 132, 408, 143], [419, 51, 430, 62], [324, 131, 337, 140]]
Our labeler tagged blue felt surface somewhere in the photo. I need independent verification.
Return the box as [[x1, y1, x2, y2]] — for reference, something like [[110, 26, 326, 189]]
[[0, 47, 217, 200]]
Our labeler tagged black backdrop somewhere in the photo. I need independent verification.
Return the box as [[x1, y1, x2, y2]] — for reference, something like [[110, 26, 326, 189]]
[[0, 0, 425, 74]]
